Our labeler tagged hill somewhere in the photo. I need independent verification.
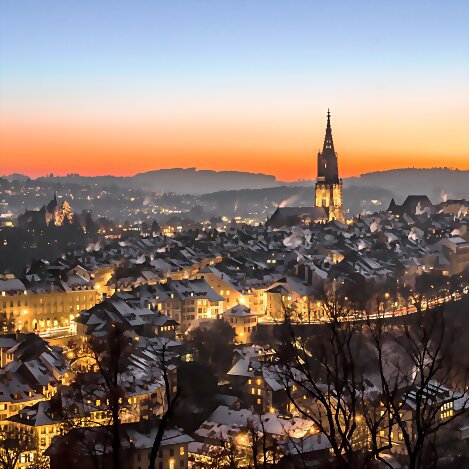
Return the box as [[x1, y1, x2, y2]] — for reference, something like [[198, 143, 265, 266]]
[[345, 168, 469, 203]]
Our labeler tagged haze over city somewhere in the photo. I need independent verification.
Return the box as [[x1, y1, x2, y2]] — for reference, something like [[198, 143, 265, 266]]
[[1, 0, 469, 180]]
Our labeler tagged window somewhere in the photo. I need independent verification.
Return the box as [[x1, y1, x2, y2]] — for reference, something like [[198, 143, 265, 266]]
[[180, 446, 185, 456]]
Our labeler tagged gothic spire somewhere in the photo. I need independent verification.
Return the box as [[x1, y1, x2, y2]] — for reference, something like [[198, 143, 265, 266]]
[[322, 109, 335, 153], [317, 109, 339, 183]]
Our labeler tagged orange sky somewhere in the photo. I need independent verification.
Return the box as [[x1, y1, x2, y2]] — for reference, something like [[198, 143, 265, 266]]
[[1, 106, 468, 181]]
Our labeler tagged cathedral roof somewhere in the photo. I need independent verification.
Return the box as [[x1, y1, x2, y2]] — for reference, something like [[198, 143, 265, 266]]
[[266, 206, 328, 228]]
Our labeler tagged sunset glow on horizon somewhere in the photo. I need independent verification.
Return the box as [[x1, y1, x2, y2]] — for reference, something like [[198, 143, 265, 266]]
[[1, 1, 468, 181]]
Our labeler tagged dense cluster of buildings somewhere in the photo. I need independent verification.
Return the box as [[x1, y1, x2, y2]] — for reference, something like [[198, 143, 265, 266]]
[[1, 113, 468, 468], [2, 191, 467, 338]]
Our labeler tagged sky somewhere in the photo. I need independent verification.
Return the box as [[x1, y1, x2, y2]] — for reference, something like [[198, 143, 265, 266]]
[[1, 1, 468, 181]]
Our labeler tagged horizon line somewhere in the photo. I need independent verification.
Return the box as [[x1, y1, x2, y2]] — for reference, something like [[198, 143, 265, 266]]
[[2, 165, 467, 183]]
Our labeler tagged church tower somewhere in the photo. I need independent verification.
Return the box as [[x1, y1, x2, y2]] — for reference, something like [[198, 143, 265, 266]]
[[315, 110, 344, 222]]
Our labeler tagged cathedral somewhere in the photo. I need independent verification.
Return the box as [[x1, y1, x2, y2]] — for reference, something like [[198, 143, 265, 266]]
[[266, 110, 345, 228]]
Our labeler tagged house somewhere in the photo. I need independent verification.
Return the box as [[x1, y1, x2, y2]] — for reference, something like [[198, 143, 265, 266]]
[[221, 305, 257, 344]]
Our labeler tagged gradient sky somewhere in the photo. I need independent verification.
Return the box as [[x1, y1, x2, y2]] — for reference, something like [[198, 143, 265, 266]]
[[1, 1, 468, 181]]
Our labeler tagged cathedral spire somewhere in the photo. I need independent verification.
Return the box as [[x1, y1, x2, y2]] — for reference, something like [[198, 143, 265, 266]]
[[323, 108, 335, 153], [317, 109, 339, 183]]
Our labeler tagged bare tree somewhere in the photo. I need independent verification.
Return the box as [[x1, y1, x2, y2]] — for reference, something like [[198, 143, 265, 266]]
[[0, 312, 15, 334], [275, 285, 383, 469], [51, 322, 133, 469], [367, 304, 469, 469], [246, 413, 283, 469], [0, 424, 37, 469], [189, 441, 240, 469], [278, 275, 469, 469], [92, 323, 129, 469], [148, 338, 181, 469]]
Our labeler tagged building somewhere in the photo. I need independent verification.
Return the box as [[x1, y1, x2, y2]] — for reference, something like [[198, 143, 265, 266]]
[[191, 265, 250, 310], [17, 193, 74, 229], [222, 305, 257, 344], [376, 381, 468, 455], [151, 279, 224, 331], [437, 237, 469, 275], [0, 334, 69, 424], [314, 110, 344, 223], [192, 404, 316, 466], [76, 295, 179, 340], [266, 206, 328, 229], [388, 195, 469, 219], [226, 345, 289, 414], [0, 276, 99, 334], [263, 276, 316, 322], [387, 195, 435, 217], [46, 423, 193, 469], [267, 110, 345, 228]]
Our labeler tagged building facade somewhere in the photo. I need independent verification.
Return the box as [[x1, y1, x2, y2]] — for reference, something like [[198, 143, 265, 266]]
[[0, 278, 99, 334]]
